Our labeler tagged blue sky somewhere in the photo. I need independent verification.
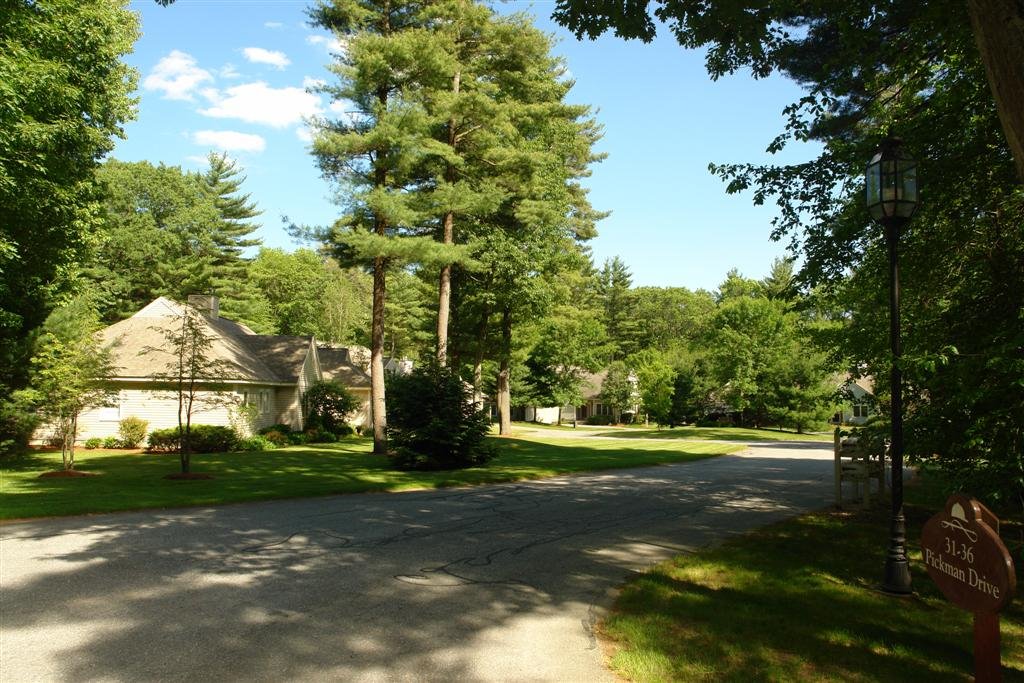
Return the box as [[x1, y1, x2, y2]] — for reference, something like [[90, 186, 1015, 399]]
[[117, 0, 819, 291]]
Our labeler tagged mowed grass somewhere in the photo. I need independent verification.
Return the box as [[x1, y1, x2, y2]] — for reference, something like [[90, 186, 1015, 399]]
[[0, 435, 740, 520], [592, 425, 833, 442], [600, 488, 1024, 682]]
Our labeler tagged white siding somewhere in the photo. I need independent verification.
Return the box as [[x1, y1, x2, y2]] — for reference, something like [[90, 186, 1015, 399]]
[[349, 388, 371, 428], [53, 383, 281, 444]]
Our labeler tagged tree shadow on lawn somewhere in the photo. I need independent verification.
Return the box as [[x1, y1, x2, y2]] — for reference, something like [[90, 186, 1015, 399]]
[[604, 507, 1024, 682], [1, 454, 844, 682]]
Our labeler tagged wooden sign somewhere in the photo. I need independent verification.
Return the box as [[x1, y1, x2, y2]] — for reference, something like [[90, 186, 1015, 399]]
[[921, 494, 1017, 682], [921, 494, 1016, 613]]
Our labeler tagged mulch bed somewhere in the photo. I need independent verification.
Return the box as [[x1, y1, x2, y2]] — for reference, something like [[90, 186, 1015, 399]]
[[164, 473, 215, 480], [38, 470, 99, 478]]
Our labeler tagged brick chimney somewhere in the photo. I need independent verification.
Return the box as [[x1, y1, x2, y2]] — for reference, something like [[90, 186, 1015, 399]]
[[187, 294, 219, 319]]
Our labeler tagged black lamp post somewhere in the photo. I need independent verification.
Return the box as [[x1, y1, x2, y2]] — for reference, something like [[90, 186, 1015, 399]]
[[866, 136, 918, 595]]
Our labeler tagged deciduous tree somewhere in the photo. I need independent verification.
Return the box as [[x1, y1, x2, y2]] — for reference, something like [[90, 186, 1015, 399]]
[[0, 0, 137, 416]]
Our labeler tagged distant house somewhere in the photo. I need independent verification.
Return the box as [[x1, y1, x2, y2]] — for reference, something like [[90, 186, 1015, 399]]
[[839, 376, 875, 425], [520, 369, 640, 425], [47, 296, 371, 444]]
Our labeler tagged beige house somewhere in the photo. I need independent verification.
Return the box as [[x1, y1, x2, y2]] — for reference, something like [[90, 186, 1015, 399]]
[[840, 376, 875, 425], [63, 296, 371, 443], [520, 369, 640, 425]]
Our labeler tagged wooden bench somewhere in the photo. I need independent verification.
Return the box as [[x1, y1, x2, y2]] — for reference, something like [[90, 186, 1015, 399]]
[[834, 428, 886, 509]]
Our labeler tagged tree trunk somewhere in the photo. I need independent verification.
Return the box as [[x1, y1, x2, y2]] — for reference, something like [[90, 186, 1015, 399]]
[[371, 256, 388, 454], [497, 305, 512, 435], [969, 0, 1024, 183], [437, 232, 453, 366], [472, 299, 490, 407], [436, 70, 461, 365], [68, 414, 76, 470]]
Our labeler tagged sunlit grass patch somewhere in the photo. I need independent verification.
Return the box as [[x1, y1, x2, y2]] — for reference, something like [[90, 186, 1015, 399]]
[[0, 432, 740, 520], [592, 426, 833, 442], [601, 503, 1024, 682]]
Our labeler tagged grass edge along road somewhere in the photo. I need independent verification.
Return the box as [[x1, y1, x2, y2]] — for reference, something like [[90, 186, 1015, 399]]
[[0, 433, 741, 520], [599, 484, 1024, 682]]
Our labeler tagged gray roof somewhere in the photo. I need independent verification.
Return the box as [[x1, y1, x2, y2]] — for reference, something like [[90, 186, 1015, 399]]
[[318, 346, 371, 388], [100, 297, 311, 384]]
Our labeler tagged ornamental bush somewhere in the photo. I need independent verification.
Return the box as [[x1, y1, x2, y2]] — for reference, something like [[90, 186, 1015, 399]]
[[146, 425, 238, 453], [118, 416, 148, 448], [260, 429, 288, 447], [385, 362, 495, 471], [84, 437, 102, 449], [302, 381, 359, 434]]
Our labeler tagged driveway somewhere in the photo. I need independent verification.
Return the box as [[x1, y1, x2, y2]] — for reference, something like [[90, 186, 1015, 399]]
[[1, 443, 834, 682]]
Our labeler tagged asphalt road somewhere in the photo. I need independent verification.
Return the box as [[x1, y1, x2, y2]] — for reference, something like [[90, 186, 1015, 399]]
[[1, 442, 834, 682]]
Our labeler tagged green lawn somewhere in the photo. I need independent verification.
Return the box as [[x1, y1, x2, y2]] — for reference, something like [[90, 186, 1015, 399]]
[[0, 435, 740, 520], [600, 482, 1024, 682], [591, 425, 833, 442]]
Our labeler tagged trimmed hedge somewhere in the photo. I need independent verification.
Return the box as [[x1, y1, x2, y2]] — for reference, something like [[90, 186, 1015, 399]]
[[147, 425, 238, 453]]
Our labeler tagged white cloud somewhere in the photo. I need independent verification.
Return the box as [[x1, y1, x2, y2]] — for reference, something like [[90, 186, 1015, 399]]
[[306, 34, 346, 55], [303, 76, 326, 90], [264, 21, 284, 29], [242, 47, 291, 70], [193, 130, 267, 153], [199, 82, 323, 128], [143, 50, 213, 101], [295, 126, 314, 143], [219, 63, 241, 79]]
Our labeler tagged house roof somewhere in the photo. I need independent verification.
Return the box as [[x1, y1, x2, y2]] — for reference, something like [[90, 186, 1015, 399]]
[[101, 297, 311, 384], [580, 370, 606, 401], [318, 346, 372, 388]]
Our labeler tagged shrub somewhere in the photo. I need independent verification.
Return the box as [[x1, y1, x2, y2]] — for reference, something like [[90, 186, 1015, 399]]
[[84, 437, 103, 449], [385, 362, 495, 470], [0, 396, 39, 457], [146, 425, 238, 453], [304, 428, 337, 444], [585, 415, 613, 425], [236, 435, 277, 452], [286, 431, 308, 446], [118, 416, 148, 448], [302, 381, 359, 434], [333, 423, 356, 437], [102, 436, 120, 449], [261, 429, 288, 447], [147, 427, 179, 453], [259, 423, 294, 436]]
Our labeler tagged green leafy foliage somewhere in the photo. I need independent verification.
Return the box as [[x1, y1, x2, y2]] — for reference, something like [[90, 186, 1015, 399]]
[[386, 362, 495, 470], [147, 425, 238, 454], [236, 435, 277, 452], [24, 295, 117, 470], [117, 416, 149, 448], [0, 0, 138, 399], [302, 380, 360, 434], [600, 361, 636, 423]]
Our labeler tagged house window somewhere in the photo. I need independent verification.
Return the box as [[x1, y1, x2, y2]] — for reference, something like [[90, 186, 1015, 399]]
[[852, 401, 870, 419], [97, 392, 121, 422], [595, 403, 612, 417], [260, 390, 271, 415], [240, 389, 272, 415]]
